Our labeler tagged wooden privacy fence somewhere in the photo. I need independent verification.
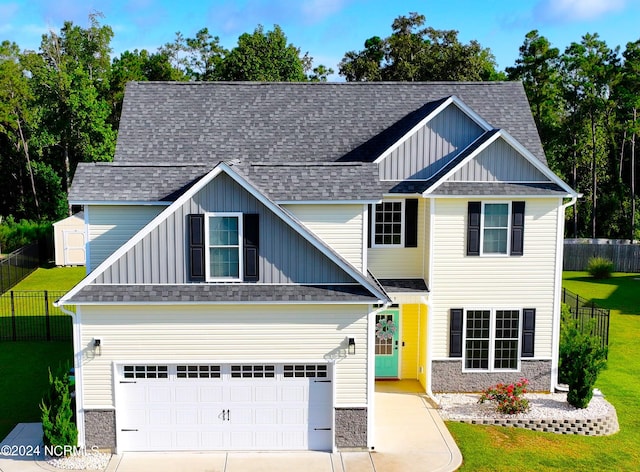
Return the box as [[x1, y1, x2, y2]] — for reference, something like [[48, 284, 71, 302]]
[[0, 290, 73, 341], [564, 239, 640, 272], [561, 287, 610, 353], [0, 242, 40, 294]]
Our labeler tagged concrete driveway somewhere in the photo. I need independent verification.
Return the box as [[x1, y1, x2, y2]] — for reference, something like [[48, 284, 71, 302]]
[[0, 381, 462, 472]]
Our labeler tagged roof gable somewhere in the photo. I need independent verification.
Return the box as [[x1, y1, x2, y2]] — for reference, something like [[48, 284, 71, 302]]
[[376, 97, 487, 181], [448, 138, 550, 183], [58, 163, 389, 305], [423, 130, 577, 196]]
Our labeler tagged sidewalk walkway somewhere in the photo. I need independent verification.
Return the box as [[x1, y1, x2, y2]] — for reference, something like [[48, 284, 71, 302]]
[[0, 381, 462, 472]]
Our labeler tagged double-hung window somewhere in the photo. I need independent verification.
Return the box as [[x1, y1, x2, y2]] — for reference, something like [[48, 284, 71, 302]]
[[482, 203, 509, 254], [467, 201, 525, 256], [206, 212, 242, 281], [372, 200, 404, 246], [464, 309, 520, 371]]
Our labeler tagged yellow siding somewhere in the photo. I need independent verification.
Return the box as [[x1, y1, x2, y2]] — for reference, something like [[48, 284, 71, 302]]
[[368, 198, 428, 278], [430, 198, 560, 359], [400, 304, 419, 379], [79, 304, 368, 408], [283, 204, 364, 271], [87, 205, 163, 270]]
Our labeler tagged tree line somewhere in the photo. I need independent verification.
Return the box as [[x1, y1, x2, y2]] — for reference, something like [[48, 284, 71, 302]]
[[1, 12, 639, 241]]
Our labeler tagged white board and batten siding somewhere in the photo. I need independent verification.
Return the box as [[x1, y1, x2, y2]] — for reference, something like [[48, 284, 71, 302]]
[[283, 204, 364, 272], [430, 198, 561, 359], [79, 304, 369, 408], [367, 198, 429, 279], [87, 205, 164, 270]]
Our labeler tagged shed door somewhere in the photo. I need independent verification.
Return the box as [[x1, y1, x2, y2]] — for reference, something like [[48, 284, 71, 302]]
[[63, 229, 86, 265], [116, 363, 332, 452]]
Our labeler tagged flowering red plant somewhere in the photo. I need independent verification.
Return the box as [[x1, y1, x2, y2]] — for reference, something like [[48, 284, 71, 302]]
[[478, 378, 530, 414]]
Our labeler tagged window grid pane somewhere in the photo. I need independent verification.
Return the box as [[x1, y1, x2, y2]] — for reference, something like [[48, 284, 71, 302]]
[[374, 202, 403, 245]]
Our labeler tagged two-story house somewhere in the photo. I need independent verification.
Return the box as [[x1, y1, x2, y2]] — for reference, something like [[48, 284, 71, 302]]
[[57, 81, 578, 453]]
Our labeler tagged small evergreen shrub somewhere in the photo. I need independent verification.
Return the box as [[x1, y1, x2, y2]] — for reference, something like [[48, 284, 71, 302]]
[[478, 378, 530, 414], [559, 306, 608, 409], [587, 256, 614, 279], [41, 366, 77, 453]]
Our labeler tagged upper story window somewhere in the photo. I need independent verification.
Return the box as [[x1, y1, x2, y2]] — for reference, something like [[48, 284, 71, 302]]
[[373, 200, 404, 247], [482, 203, 509, 254], [467, 201, 525, 256], [207, 213, 243, 281]]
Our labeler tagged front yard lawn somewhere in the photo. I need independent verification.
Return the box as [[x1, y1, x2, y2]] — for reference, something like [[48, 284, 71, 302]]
[[447, 272, 640, 471], [0, 341, 72, 440]]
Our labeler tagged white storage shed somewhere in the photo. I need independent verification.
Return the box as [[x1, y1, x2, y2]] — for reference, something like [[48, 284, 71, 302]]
[[53, 211, 86, 266]]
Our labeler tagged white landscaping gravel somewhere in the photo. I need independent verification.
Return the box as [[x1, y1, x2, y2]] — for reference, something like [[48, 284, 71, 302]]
[[46, 452, 111, 470], [435, 391, 615, 421]]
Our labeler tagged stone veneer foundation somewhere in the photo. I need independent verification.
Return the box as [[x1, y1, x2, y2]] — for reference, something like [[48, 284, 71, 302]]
[[334, 408, 367, 449], [431, 359, 552, 392], [84, 410, 116, 450]]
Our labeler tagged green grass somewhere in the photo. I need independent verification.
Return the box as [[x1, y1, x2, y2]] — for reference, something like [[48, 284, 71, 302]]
[[448, 272, 640, 471], [0, 341, 73, 440], [9, 266, 86, 291]]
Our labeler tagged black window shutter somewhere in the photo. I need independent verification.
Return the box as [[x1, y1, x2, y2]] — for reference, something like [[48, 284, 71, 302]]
[[511, 201, 525, 256], [521, 308, 536, 357], [188, 214, 205, 281], [449, 308, 464, 358], [367, 204, 372, 248], [405, 199, 419, 248], [467, 202, 481, 256], [243, 214, 259, 282]]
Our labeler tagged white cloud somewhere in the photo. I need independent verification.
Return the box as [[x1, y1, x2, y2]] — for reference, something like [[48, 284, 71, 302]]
[[300, 0, 347, 23], [535, 0, 628, 22]]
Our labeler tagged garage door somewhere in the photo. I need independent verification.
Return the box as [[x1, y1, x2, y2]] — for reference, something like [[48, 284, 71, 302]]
[[116, 363, 333, 452]]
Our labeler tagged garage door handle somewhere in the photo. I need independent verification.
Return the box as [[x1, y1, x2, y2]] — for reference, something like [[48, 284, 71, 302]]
[[121, 429, 138, 432], [314, 380, 331, 383], [120, 381, 137, 384], [314, 428, 331, 431]]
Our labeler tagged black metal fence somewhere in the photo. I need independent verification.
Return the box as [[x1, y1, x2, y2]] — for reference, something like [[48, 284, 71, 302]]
[[0, 290, 73, 341], [0, 242, 40, 294], [561, 287, 610, 351]]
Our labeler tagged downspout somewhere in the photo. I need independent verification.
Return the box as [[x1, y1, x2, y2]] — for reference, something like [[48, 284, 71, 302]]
[[551, 196, 578, 392], [58, 303, 86, 447]]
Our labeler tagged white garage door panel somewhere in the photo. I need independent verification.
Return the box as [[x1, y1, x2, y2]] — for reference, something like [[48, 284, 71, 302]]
[[117, 363, 333, 452]]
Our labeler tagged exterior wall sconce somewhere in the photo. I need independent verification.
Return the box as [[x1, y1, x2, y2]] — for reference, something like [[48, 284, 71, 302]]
[[348, 337, 356, 355], [93, 338, 102, 348]]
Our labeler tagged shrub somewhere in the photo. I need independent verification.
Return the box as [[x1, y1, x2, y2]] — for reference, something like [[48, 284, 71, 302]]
[[587, 256, 614, 279], [478, 378, 530, 414], [41, 366, 77, 453], [559, 306, 608, 409], [0, 215, 52, 254]]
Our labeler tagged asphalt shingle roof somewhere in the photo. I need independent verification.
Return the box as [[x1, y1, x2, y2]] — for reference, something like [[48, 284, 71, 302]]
[[429, 182, 569, 196], [69, 163, 211, 202], [64, 284, 381, 304], [115, 81, 546, 165], [379, 279, 429, 293]]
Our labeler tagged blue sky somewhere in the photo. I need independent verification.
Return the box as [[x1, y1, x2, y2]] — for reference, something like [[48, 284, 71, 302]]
[[1, 0, 639, 77]]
